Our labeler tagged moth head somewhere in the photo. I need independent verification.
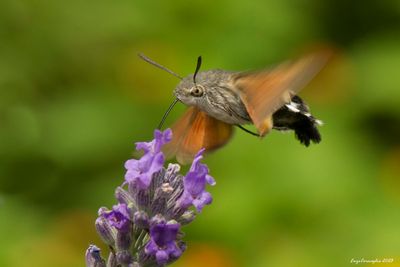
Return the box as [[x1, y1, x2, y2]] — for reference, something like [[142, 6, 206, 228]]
[[174, 78, 205, 106], [174, 56, 205, 106]]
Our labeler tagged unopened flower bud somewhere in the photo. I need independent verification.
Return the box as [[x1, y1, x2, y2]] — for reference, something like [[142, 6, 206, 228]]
[[133, 210, 149, 229], [116, 230, 132, 251], [115, 187, 136, 209], [178, 210, 196, 225], [85, 245, 106, 267], [95, 217, 116, 247], [165, 163, 181, 180], [150, 214, 166, 226], [116, 250, 132, 265], [97, 207, 109, 216], [106, 252, 117, 267]]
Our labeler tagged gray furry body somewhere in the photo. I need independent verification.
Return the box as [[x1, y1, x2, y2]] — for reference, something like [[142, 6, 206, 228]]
[[174, 70, 252, 125]]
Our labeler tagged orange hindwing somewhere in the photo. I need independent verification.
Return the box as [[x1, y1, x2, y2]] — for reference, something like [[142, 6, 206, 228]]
[[163, 107, 233, 164]]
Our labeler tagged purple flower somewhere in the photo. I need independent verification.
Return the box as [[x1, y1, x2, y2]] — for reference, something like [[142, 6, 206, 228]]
[[101, 203, 131, 233], [124, 153, 164, 189], [136, 128, 172, 154], [145, 220, 182, 265], [124, 129, 172, 189], [177, 149, 215, 212]]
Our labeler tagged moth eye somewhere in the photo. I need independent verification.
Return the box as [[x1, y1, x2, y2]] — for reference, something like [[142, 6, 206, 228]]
[[190, 85, 204, 97]]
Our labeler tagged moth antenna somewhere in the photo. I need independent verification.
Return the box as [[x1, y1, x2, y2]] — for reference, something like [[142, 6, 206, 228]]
[[158, 98, 180, 130], [236, 125, 260, 137], [138, 53, 183, 80], [193, 56, 202, 84]]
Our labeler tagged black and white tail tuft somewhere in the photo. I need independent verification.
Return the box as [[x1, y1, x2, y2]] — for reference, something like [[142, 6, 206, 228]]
[[272, 95, 322, 146]]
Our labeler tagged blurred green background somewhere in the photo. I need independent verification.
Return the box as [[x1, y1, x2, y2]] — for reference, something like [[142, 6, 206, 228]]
[[1, 0, 400, 266]]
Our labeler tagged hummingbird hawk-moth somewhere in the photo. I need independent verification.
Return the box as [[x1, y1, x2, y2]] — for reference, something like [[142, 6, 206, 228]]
[[139, 51, 330, 163]]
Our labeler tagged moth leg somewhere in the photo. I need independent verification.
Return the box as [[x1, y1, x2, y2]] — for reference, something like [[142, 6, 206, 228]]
[[236, 125, 259, 137]]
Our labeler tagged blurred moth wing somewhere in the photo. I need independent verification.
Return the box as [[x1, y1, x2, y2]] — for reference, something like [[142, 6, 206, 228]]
[[163, 106, 233, 164], [233, 51, 331, 136]]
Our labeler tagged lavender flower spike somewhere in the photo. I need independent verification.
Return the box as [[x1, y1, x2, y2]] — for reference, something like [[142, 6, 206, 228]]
[[177, 148, 215, 212], [87, 129, 215, 267]]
